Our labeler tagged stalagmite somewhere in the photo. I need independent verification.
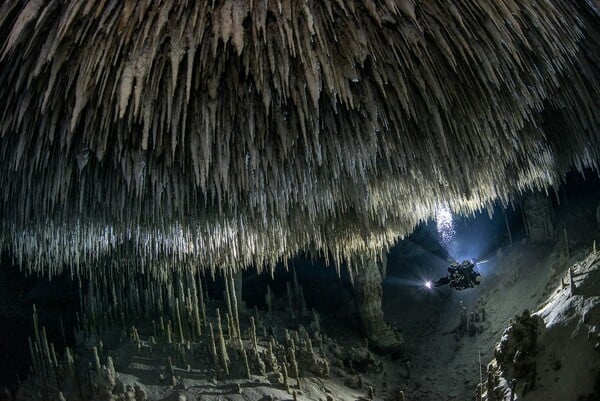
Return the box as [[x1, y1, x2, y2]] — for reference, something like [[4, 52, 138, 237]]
[[226, 313, 233, 341], [266, 286, 274, 316], [312, 310, 321, 333], [241, 349, 251, 379], [167, 322, 173, 344], [27, 339, 39, 377], [167, 357, 176, 386], [565, 229, 570, 259], [175, 298, 185, 343], [159, 318, 166, 336], [367, 385, 374, 400], [93, 346, 101, 371], [233, 270, 244, 311], [64, 348, 74, 378], [208, 323, 219, 368], [198, 278, 207, 323], [299, 287, 308, 316], [503, 208, 513, 246], [191, 280, 202, 339], [229, 272, 242, 342], [282, 363, 290, 392], [569, 267, 576, 296], [352, 256, 402, 352], [268, 342, 278, 371], [250, 316, 258, 350], [216, 309, 229, 375], [224, 273, 234, 339]]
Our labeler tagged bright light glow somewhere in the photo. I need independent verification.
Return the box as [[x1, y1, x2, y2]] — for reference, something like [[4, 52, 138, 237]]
[[425, 280, 432, 289], [436, 204, 455, 247]]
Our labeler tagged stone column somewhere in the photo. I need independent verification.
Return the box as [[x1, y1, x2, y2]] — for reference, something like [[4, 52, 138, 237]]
[[233, 270, 245, 311], [522, 191, 555, 242], [352, 256, 402, 353]]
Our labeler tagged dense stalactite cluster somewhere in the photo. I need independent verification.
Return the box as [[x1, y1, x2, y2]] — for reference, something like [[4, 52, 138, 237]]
[[0, 0, 599, 274]]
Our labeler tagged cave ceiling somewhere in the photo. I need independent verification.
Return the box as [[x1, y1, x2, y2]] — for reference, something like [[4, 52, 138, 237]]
[[0, 0, 598, 277]]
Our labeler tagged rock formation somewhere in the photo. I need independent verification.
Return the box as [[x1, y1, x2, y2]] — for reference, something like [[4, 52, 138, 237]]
[[352, 256, 401, 352], [522, 192, 555, 242], [0, 1, 599, 278], [481, 251, 600, 401], [492, 310, 544, 396]]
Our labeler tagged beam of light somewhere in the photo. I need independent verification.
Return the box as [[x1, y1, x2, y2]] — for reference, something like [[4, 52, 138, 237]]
[[385, 276, 438, 293], [384, 277, 426, 287], [436, 204, 455, 247]]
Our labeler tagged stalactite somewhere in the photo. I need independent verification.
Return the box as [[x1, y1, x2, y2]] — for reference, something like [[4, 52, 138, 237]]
[[0, 0, 597, 278]]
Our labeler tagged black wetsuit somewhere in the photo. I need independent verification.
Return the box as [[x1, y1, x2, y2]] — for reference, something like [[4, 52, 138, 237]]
[[434, 261, 480, 290]]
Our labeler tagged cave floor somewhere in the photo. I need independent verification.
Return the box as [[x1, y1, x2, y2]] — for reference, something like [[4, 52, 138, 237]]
[[17, 239, 598, 401], [383, 228, 600, 400]]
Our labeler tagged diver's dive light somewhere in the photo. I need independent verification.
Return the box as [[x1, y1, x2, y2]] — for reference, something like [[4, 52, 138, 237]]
[[424, 280, 432, 289]]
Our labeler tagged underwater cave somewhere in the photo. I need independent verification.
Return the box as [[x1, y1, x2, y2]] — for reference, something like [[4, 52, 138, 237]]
[[0, 1, 599, 400]]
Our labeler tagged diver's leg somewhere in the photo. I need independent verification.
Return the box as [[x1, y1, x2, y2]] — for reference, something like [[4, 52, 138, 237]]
[[434, 277, 451, 287]]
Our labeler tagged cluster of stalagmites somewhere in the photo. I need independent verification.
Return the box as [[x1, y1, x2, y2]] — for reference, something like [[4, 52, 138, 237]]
[[448, 300, 487, 340], [0, 0, 599, 276], [19, 269, 394, 401], [478, 310, 544, 401]]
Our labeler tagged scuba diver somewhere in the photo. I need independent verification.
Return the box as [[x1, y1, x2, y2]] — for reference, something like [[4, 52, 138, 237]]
[[431, 259, 482, 290]]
